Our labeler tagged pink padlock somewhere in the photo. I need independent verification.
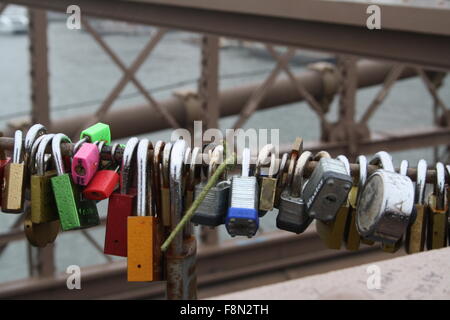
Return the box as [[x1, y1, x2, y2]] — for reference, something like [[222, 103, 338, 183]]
[[71, 143, 100, 186]]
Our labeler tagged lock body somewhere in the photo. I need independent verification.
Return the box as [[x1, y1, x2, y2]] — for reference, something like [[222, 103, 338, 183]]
[[24, 205, 59, 247], [80, 122, 111, 145], [303, 158, 352, 222], [104, 190, 136, 256], [426, 194, 448, 250], [51, 174, 99, 231], [316, 204, 349, 249], [277, 190, 312, 234], [161, 187, 171, 227], [71, 143, 100, 186], [83, 169, 119, 200], [192, 181, 230, 226], [127, 216, 157, 281], [344, 186, 361, 251], [259, 177, 277, 212], [405, 204, 427, 253], [226, 176, 259, 237], [31, 170, 58, 223], [357, 170, 414, 244], [2, 162, 26, 213]]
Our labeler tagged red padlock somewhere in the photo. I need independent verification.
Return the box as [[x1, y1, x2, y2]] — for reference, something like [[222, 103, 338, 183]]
[[104, 139, 138, 257], [83, 167, 119, 200]]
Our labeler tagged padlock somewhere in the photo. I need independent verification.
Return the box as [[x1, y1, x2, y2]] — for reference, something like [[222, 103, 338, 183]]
[[356, 151, 414, 245], [104, 138, 138, 257], [152, 141, 165, 216], [274, 153, 288, 209], [24, 200, 59, 248], [128, 138, 160, 282], [161, 142, 172, 227], [83, 143, 120, 201], [257, 144, 279, 213], [192, 146, 230, 227], [51, 133, 100, 231], [24, 124, 47, 183], [315, 153, 352, 249], [225, 148, 259, 238], [277, 151, 314, 234], [405, 159, 427, 254], [30, 134, 59, 223], [303, 152, 353, 222], [344, 155, 367, 250], [79, 122, 111, 145], [426, 162, 448, 250], [0, 135, 11, 208], [71, 143, 100, 186], [2, 130, 26, 213]]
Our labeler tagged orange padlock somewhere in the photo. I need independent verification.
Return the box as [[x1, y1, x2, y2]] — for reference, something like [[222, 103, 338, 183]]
[[127, 138, 160, 282]]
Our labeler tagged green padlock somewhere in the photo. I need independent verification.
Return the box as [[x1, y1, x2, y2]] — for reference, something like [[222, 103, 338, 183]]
[[51, 133, 100, 231], [80, 122, 111, 145]]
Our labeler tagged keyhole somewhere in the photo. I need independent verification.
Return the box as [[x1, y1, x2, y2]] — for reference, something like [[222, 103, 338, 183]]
[[324, 194, 337, 204], [75, 164, 86, 176], [137, 264, 141, 269]]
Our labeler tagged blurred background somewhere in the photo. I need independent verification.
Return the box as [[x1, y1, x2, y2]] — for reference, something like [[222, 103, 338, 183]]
[[0, 0, 449, 299]]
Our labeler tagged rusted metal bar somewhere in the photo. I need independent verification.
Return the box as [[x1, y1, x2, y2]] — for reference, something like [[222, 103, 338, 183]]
[[231, 48, 295, 131], [0, 133, 447, 184], [5, 0, 450, 70], [79, 22, 178, 132], [28, 8, 50, 127], [360, 65, 405, 124], [0, 229, 398, 300], [266, 45, 326, 123], [34, 60, 416, 139], [198, 35, 220, 246]]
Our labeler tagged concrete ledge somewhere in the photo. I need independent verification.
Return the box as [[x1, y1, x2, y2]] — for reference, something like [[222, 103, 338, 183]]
[[210, 247, 450, 300]]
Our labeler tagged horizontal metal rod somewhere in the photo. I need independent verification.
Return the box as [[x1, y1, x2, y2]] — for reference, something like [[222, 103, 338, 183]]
[[5, 0, 450, 70], [18, 60, 417, 138], [0, 136, 445, 183]]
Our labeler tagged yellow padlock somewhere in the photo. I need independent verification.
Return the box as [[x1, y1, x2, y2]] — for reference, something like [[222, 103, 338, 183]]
[[128, 139, 159, 282]]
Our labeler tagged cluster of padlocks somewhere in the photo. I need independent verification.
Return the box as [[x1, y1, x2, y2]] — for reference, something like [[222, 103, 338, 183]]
[[0, 123, 449, 282]]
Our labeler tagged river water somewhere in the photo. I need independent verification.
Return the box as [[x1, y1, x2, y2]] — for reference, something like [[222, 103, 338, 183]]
[[0, 20, 449, 283]]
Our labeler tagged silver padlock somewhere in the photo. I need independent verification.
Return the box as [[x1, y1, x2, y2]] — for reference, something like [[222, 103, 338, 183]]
[[303, 152, 353, 222], [356, 151, 414, 244], [225, 148, 259, 238], [276, 151, 314, 234], [192, 147, 230, 227]]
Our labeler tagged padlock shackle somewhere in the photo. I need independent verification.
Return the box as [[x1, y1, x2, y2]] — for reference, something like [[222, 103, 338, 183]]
[[169, 139, 187, 254], [120, 137, 139, 194], [356, 155, 367, 200], [399, 160, 409, 176], [36, 134, 55, 176], [208, 145, 223, 179], [415, 159, 427, 205], [337, 155, 351, 175], [163, 142, 172, 188], [25, 124, 47, 155], [51, 133, 72, 176], [435, 162, 446, 210], [12, 130, 24, 164], [110, 143, 120, 167], [370, 151, 394, 172], [241, 148, 250, 177], [291, 151, 312, 197], [313, 150, 331, 160], [28, 134, 46, 173], [73, 137, 88, 155], [188, 147, 201, 190], [136, 139, 150, 217], [256, 144, 278, 178]]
